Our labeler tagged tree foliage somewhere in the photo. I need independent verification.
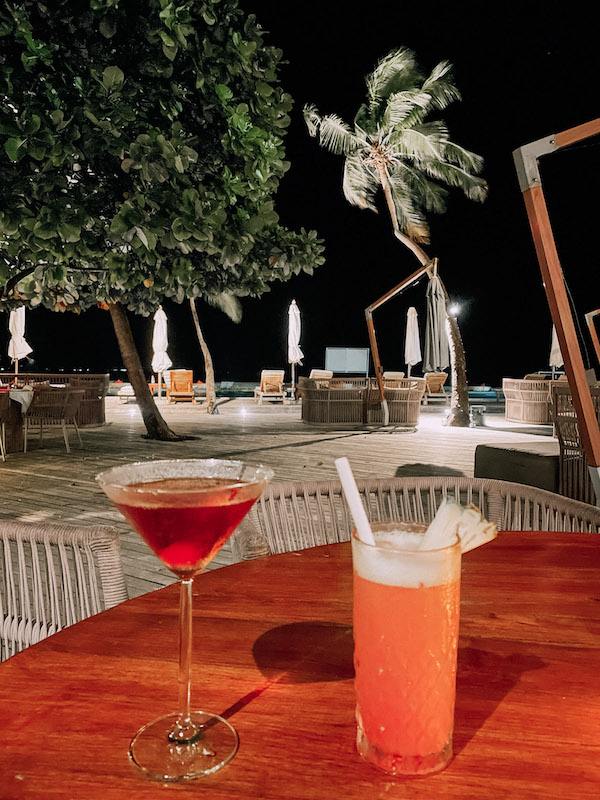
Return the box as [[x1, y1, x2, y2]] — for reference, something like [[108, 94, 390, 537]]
[[0, 0, 324, 314], [304, 47, 486, 245]]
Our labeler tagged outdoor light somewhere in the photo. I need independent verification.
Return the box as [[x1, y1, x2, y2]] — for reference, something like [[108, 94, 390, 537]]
[[449, 304, 460, 316]]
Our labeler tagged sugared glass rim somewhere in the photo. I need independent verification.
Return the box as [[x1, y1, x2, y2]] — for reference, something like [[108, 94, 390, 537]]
[[96, 458, 274, 494]]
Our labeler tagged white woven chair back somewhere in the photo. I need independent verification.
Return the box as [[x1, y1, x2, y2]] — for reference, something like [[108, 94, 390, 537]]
[[0, 521, 127, 661], [232, 477, 600, 560]]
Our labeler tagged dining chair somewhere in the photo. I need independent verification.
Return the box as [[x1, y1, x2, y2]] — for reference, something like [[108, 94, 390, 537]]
[[0, 392, 8, 462], [23, 388, 85, 453], [231, 476, 600, 559], [0, 520, 128, 661]]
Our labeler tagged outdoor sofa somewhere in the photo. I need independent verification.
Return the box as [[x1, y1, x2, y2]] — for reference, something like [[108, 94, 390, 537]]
[[298, 376, 426, 426]]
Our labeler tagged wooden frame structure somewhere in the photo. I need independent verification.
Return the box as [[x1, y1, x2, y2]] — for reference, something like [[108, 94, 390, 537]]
[[584, 309, 600, 366], [365, 260, 434, 425], [513, 118, 600, 503]]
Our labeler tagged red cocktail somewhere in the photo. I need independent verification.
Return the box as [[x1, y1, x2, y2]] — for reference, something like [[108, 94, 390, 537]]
[[113, 476, 261, 578], [97, 459, 273, 782]]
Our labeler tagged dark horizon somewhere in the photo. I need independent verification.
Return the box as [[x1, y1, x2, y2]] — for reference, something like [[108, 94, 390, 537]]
[[2, 1, 598, 387]]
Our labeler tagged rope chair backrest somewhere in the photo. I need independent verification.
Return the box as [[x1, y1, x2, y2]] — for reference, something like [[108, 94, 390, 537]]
[[0, 521, 128, 662], [25, 388, 70, 420], [233, 477, 600, 559], [64, 388, 85, 419]]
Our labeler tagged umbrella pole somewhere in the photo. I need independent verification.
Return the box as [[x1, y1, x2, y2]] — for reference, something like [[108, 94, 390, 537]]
[[158, 371, 162, 399], [407, 365, 412, 377], [291, 363, 295, 401]]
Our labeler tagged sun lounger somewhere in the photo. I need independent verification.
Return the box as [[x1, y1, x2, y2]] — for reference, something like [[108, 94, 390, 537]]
[[253, 370, 285, 404]]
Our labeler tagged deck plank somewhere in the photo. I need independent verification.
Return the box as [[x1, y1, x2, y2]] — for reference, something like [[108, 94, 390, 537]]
[[0, 397, 553, 597]]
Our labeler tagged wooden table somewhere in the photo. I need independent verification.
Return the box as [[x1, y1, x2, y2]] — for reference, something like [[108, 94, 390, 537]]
[[1, 533, 599, 799]]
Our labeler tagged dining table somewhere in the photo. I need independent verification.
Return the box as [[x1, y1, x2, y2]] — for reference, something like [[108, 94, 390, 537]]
[[0, 531, 599, 799]]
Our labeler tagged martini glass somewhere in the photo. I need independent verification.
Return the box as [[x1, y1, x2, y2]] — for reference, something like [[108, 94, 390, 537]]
[[97, 458, 273, 781]]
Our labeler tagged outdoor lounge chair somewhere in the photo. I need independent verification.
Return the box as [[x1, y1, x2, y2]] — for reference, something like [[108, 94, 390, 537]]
[[253, 370, 285, 404], [309, 369, 333, 380], [0, 520, 127, 661], [422, 372, 450, 405], [383, 371, 405, 387], [230, 476, 600, 560], [166, 369, 195, 404]]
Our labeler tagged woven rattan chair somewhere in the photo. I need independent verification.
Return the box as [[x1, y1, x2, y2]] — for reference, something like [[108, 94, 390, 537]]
[[68, 376, 109, 425], [502, 378, 552, 424], [0, 520, 128, 661], [23, 388, 84, 454], [231, 476, 600, 560], [552, 383, 600, 504], [0, 392, 8, 462], [253, 370, 285, 404]]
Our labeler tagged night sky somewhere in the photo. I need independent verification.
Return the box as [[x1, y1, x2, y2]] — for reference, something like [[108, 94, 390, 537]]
[[4, 0, 599, 386]]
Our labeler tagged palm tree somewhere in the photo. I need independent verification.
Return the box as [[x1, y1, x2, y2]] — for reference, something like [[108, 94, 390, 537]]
[[190, 293, 242, 414], [304, 48, 487, 426]]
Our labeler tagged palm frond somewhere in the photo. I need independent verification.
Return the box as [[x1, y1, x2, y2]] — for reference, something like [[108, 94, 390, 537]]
[[421, 60, 461, 111], [381, 90, 431, 130], [442, 141, 484, 174], [421, 160, 488, 202], [389, 121, 449, 161], [366, 48, 422, 110], [342, 153, 379, 212], [389, 162, 448, 214], [317, 114, 363, 155], [303, 104, 322, 138], [205, 292, 242, 323]]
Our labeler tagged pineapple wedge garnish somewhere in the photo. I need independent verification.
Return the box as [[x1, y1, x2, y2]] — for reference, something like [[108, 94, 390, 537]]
[[420, 499, 498, 553]]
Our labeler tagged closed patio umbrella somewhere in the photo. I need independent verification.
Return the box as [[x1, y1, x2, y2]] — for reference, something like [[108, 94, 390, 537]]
[[423, 276, 449, 373], [151, 307, 172, 398], [404, 307, 421, 377], [8, 307, 32, 375], [550, 325, 563, 378], [288, 300, 303, 399]]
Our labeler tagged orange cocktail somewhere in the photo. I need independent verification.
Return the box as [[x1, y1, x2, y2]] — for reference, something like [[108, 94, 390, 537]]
[[352, 522, 461, 776]]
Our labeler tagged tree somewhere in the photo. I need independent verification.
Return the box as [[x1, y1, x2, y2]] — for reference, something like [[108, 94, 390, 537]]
[[304, 48, 487, 426], [0, 0, 324, 437], [189, 292, 243, 415]]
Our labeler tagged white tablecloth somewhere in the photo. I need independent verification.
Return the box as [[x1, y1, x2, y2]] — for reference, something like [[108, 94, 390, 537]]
[[9, 389, 33, 413]]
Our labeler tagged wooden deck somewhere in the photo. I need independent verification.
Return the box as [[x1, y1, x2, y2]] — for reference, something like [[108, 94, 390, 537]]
[[0, 397, 554, 598]]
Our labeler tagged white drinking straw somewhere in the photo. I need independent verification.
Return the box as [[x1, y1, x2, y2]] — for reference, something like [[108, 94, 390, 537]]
[[335, 457, 376, 546]]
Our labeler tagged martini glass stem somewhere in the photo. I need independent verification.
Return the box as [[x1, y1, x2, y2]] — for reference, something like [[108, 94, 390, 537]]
[[169, 578, 199, 743]]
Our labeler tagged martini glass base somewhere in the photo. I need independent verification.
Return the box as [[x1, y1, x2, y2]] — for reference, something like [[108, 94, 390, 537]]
[[129, 711, 239, 782]]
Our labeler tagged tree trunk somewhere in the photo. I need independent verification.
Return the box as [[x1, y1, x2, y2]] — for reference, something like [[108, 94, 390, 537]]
[[444, 312, 470, 426], [109, 302, 181, 440], [189, 298, 217, 414], [377, 165, 471, 427]]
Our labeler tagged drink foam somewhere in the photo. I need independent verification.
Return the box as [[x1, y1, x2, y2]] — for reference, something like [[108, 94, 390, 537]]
[[352, 524, 461, 588]]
